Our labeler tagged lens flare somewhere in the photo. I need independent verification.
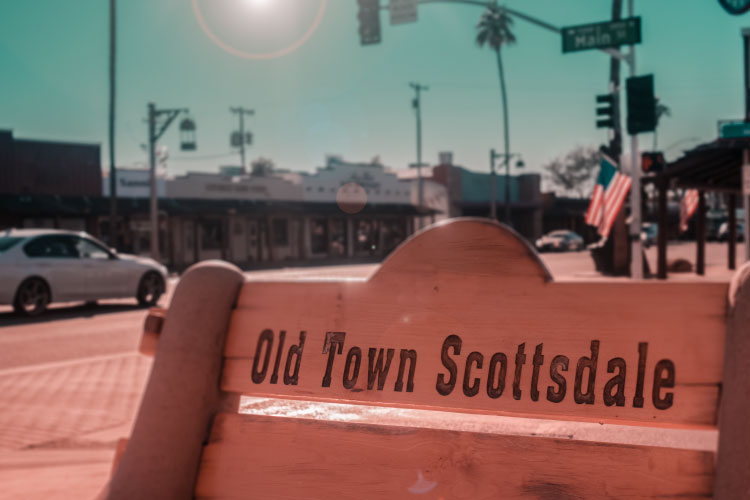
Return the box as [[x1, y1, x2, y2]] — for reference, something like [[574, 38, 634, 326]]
[[192, 0, 327, 60]]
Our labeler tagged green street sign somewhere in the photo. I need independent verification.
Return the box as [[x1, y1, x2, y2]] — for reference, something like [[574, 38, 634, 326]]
[[719, 121, 750, 139], [562, 17, 641, 53]]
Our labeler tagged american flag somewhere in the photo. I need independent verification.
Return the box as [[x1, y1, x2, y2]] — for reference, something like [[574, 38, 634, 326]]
[[679, 189, 699, 233], [585, 154, 632, 239]]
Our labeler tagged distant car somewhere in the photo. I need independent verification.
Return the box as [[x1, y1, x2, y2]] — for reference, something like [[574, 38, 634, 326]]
[[535, 230, 584, 252], [641, 223, 658, 248], [717, 222, 745, 242], [0, 229, 168, 316]]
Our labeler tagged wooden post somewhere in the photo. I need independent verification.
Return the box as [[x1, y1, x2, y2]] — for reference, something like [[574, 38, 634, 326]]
[[728, 193, 737, 270], [266, 216, 275, 263], [346, 217, 354, 258], [714, 263, 750, 499], [696, 191, 706, 276], [327, 218, 335, 258], [657, 178, 668, 280], [297, 216, 305, 260], [193, 218, 199, 264]]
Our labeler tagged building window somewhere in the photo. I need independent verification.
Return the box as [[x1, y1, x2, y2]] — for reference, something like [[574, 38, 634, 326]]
[[272, 219, 288, 246], [356, 219, 379, 255], [330, 219, 347, 257], [311, 218, 328, 254], [318, 186, 325, 192], [382, 219, 407, 255], [201, 220, 222, 250]]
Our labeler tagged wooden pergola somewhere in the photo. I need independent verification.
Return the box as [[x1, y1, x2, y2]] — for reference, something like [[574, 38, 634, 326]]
[[644, 138, 748, 279]]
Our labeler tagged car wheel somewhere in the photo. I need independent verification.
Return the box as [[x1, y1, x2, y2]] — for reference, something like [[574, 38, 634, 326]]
[[137, 272, 164, 307], [13, 278, 51, 317]]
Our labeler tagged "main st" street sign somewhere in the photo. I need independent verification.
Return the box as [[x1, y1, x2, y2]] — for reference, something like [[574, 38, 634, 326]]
[[562, 17, 641, 53]]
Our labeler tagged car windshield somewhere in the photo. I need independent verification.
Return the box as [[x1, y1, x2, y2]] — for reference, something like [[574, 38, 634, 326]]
[[0, 236, 23, 252]]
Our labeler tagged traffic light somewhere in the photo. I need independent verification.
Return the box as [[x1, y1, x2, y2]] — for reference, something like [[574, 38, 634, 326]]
[[641, 151, 665, 174], [358, 0, 381, 45], [626, 74, 656, 135], [596, 93, 615, 129]]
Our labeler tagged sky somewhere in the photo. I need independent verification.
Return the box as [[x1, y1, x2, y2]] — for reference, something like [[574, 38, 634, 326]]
[[0, 0, 748, 186]]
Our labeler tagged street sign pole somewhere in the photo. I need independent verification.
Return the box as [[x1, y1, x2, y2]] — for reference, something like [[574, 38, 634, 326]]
[[627, 0, 642, 280]]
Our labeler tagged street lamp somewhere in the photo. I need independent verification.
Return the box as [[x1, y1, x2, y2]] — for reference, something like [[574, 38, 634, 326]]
[[147, 103, 194, 262], [179, 118, 197, 151], [489, 149, 524, 225]]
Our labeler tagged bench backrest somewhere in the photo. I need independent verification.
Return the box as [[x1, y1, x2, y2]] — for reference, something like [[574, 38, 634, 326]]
[[107, 219, 750, 499]]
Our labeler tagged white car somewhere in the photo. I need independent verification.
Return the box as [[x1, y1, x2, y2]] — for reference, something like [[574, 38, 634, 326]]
[[0, 228, 168, 316]]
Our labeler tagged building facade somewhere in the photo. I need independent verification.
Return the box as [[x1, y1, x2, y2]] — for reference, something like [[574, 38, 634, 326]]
[[0, 130, 101, 197], [1, 134, 550, 269]]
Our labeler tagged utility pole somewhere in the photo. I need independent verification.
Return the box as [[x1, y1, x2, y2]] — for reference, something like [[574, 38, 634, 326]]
[[108, 0, 117, 248], [627, 0, 642, 279], [410, 82, 428, 228], [147, 103, 188, 262], [230, 107, 254, 172]]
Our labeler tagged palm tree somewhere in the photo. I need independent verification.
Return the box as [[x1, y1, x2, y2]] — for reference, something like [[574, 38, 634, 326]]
[[476, 4, 516, 224], [653, 98, 671, 150]]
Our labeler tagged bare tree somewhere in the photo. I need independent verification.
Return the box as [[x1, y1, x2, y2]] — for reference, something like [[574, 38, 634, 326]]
[[543, 146, 600, 198]]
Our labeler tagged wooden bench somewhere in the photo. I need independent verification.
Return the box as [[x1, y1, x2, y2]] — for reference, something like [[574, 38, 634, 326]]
[[103, 218, 750, 499]]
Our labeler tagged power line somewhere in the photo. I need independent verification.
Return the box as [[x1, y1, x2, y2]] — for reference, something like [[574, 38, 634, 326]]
[[171, 151, 236, 161]]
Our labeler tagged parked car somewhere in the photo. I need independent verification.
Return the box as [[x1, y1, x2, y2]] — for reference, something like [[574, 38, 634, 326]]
[[641, 222, 658, 248], [717, 222, 745, 242], [0, 229, 168, 316], [535, 230, 584, 252]]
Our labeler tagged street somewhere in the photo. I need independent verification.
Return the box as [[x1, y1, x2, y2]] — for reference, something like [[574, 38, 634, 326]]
[[0, 242, 738, 499]]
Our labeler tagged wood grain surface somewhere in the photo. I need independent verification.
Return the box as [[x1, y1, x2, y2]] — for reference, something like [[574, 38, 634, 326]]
[[195, 412, 714, 500], [222, 220, 727, 426]]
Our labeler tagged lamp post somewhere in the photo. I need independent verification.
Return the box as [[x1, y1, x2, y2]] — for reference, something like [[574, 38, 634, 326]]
[[490, 149, 524, 225], [147, 103, 194, 262]]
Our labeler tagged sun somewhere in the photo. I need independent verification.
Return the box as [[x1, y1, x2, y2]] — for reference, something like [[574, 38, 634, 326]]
[[243, 0, 271, 8]]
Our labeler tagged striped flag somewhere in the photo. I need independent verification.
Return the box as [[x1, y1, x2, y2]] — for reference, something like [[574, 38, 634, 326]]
[[679, 189, 699, 233], [584, 154, 632, 239]]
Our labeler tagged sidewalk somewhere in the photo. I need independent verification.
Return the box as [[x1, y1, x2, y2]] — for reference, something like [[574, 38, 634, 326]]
[[0, 354, 151, 500]]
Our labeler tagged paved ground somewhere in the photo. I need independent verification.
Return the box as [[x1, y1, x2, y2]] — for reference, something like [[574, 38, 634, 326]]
[[0, 242, 743, 499]]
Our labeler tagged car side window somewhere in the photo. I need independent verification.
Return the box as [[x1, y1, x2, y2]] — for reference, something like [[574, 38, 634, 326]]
[[23, 235, 79, 258], [77, 238, 110, 260]]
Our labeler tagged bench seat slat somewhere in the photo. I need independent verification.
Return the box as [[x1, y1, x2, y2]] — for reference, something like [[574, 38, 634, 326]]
[[195, 413, 714, 500], [222, 280, 726, 426]]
